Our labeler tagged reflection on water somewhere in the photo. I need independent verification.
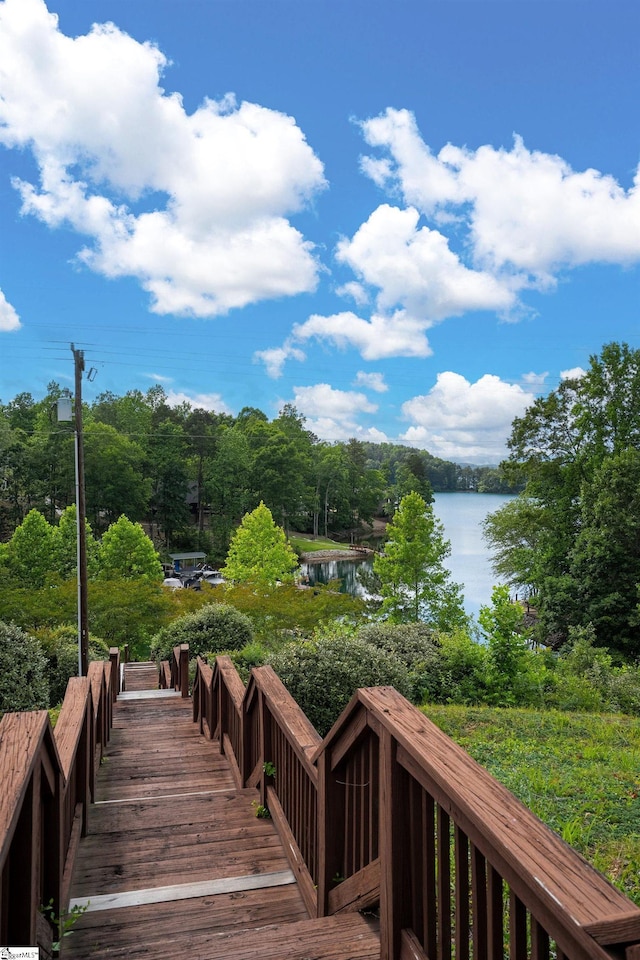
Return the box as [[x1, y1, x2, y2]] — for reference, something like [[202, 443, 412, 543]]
[[299, 558, 371, 597], [299, 493, 515, 621]]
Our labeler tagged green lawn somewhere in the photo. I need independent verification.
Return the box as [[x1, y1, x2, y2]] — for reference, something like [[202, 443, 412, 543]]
[[423, 704, 640, 905], [289, 534, 345, 553]]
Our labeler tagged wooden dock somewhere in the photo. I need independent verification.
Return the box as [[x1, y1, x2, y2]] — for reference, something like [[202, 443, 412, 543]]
[[62, 667, 380, 959]]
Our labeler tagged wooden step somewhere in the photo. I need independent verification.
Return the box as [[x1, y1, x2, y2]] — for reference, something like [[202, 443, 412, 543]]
[[122, 661, 159, 692], [191, 913, 381, 960], [62, 911, 380, 960]]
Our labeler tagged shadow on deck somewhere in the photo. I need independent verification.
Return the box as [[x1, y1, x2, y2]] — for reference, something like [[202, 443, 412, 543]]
[[62, 669, 379, 959]]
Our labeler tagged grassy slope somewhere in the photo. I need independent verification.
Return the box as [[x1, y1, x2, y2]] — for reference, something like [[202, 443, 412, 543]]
[[289, 534, 345, 553], [423, 704, 640, 906]]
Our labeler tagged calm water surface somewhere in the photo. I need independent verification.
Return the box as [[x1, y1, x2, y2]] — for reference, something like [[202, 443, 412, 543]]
[[432, 492, 514, 620], [301, 492, 514, 621]]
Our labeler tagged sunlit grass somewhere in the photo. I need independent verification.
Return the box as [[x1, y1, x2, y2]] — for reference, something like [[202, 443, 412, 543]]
[[289, 534, 345, 553], [423, 704, 640, 905]]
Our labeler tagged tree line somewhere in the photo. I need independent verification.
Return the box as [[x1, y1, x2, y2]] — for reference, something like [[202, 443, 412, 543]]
[[485, 341, 640, 658], [0, 385, 517, 560]]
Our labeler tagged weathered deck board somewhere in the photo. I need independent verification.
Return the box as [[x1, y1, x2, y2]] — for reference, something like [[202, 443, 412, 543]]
[[62, 690, 370, 960], [65, 909, 379, 960]]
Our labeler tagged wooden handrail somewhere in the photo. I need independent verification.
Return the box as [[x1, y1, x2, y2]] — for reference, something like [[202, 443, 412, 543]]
[[192, 654, 640, 960], [0, 659, 116, 952]]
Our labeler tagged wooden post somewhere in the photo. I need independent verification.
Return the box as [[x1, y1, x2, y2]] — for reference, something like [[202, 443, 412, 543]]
[[179, 644, 189, 698], [109, 647, 120, 701], [258, 690, 271, 809]]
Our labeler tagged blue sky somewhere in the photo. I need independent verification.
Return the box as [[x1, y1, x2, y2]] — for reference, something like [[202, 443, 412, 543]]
[[1, 0, 638, 463]]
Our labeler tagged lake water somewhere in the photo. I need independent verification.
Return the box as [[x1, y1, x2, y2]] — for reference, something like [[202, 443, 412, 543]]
[[301, 492, 514, 621], [431, 492, 514, 619]]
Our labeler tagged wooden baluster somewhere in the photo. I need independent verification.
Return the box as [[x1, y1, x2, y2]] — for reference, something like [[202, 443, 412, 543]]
[[531, 918, 550, 960], [487, 864, 503, 960], [317, 740, 346, 917], [379, 726, 412, 960], [455, 826, 470, 960], [509, 891, 528, 960], [471, 843, 488, 960], [437, 805, 452, 960]]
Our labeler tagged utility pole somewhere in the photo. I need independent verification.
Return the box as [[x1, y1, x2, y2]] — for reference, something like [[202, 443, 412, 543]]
[[72, 344, 89, 676]]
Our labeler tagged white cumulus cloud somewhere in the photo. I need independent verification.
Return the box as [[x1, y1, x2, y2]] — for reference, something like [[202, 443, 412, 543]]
[[0, 288, 21, 331], [336, 204, 515, 320], [360, 108, 640, 284], [253, 342, 306, 379], [165, 390, 232, 414], [401, 372, 536, 463], [290, 383, 385, 442], [353, 371, 388, 393], [0, 0, 326, 317], [560, 366, 587, 380], [292, 310, 432, 361]]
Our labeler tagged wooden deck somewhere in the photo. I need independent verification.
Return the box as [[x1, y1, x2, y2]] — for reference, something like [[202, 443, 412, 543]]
[[62, 672, 380, 959]]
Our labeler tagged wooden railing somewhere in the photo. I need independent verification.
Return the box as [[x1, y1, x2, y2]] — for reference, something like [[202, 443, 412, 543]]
[[158, 643, 189, 696], [0, 651, 118, 953], [193, 654, 640, 960]]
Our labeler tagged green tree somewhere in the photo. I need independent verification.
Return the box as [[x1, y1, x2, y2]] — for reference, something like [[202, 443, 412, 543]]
[[374, 492, 466, 628], [6, 509, 57, 586], [483, 496, 544, 594], [478, 585, 534, 705], [89, 579, 170, 657], [148, 419, 190, 548], [490, 342, 640, 652], [53, 505, 100, 580], [84, 422, 149, 531], [98, 515, 163, 581], [567, 449, 640, 653], [221, 502, 299, 586], [207, 426, 252, 558], [250, 422, 312, 533]]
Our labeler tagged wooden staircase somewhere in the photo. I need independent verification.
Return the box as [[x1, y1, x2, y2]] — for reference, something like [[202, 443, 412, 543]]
[[62, 673, 379, 959]]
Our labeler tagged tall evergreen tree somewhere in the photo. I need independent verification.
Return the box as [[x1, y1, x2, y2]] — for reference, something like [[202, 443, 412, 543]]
[[374, 491, 466, 628]]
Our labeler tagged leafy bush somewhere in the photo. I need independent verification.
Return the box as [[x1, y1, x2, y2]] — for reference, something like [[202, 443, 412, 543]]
[[0, 620, 49, 712], [210, 641, 270, 682], [37, 626, 110, 706], [89, 579, 171, 659], [267, 635, 412, 736], [546, 624, 640, 715], [150, 602, 253, 661], [356, 622, 444, 702], [429, 629, 490, 705]]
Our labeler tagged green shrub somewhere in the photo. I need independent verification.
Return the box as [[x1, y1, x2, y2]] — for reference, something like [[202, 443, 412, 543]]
[[150, 602, 253, 661], [356, 622, 444, 702], [37, 626, 109, 706], [0, 620, 49, 712], [224, 641, 270, 682], [547, 625, 640, 715], [545, 672, 606, 712], [429, 628, 490, 705], [267, 635, 412, 736]]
